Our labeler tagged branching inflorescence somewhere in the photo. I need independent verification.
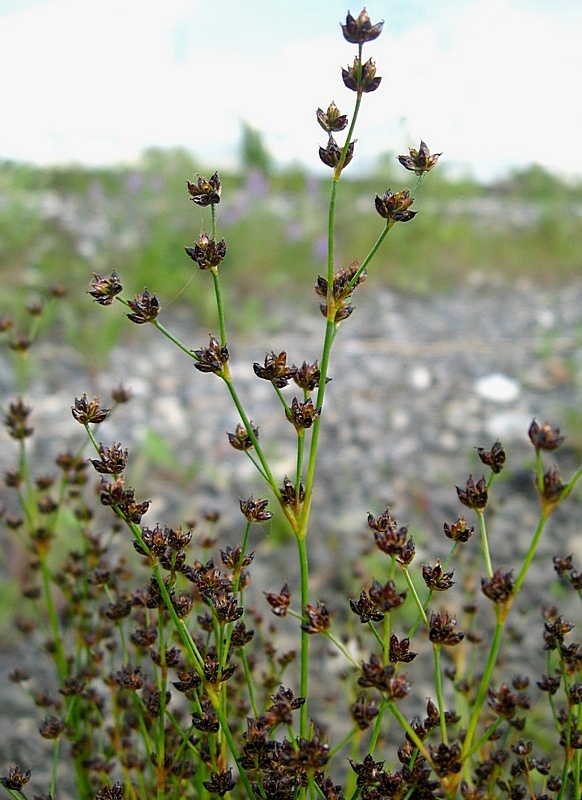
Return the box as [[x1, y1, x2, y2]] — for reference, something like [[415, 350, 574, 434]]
[[1, 8, 581, 800]]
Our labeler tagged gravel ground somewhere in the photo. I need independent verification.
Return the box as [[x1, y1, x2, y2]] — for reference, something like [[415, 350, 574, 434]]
[[1, 276, 582, 791]]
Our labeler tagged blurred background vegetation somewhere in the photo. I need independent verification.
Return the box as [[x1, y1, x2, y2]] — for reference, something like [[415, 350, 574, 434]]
[[1, 123, 581, 351]]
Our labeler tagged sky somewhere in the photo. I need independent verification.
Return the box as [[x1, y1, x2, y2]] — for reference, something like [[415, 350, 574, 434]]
[[1, 0, 581, 182]]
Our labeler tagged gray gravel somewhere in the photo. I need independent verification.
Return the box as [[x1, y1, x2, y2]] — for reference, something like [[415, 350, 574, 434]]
[[1, 277, 582, 790]]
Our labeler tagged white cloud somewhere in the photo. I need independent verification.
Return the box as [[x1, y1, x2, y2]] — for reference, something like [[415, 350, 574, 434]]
[[1, 0, 581, 180]]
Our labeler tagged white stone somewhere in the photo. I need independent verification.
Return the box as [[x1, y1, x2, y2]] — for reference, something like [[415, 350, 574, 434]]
[[410, 365, 432, 390], [474, 373, 520, 403]]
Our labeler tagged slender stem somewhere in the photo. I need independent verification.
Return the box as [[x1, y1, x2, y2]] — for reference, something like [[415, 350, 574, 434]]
[[223, 376, 296, 528], [348, 221, 393, 290], [512, 512, 549, 596], [476, 509, 493, 579], [328, 725, 359, 758], [432, 644, 448, 743], [38, 551, 68, 681], [149, 317, 197, 357], [295, 429, 305, 503], [461, 618, 504, 758], [388, 702, 434, 765], [298, 318, 337, 536], [296, 534, 310, 738], [324, 630, 360, 669], [400, 567, 429, 627], [211, 267, 227, 348]]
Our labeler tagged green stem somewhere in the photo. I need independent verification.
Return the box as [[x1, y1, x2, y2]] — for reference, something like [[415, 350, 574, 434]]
[[463, 716, 504, 759], [512, 512, 549, 596], [298, 318, 337, 537], [38, 552, 68, 681], [348, 221, 393, 290], [388, 701, 434, 765], [211, 267, 227, 348], [432, 644, 448, 743], [328, 725, 359, 758], [401, 566, 429, 627], [461, 618, 504, 759], [476, 509, 493, 579], [151, 317, 200, 358], [323, 629, 360, 669], [297, 534, 310, 738], [222, 376, 294, 525]]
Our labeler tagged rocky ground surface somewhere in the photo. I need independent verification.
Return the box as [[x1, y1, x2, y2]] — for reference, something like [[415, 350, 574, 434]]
[[1, 276, 582, 791]]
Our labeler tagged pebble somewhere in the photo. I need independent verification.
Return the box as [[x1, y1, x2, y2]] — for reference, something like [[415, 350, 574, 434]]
[[474, 373, 521, 402]]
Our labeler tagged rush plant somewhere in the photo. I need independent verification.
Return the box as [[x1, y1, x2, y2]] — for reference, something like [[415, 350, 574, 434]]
[[1, 9, 581, 800]]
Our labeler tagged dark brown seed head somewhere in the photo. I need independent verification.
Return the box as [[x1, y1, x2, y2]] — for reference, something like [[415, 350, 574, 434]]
[[528, 419, 564, 451], [185, 232, 227, 270], [487, 682, 521, 719], [342, 56, 382, 93], [301, 601, 331, 634], [25, 301, 43, 316], [422, 559, 455, 591], [316, 101, 348, 133], [263, 685, 305, 726], [239, 495, 272, 523], [429, 610, 465, 646], [429, 741, 462, 777], [111, 383, 132, 404], [349, 753, 385, 788], [39, 715, 66, 739], [456, 474, 488, 510], [285, 397, 321, 431], [227, 421, 259, 451], [293, 360, 326, 392], [88, 271, 122, 305], [253, 350, 296, 387], [444, 516, 474, 542], [481, 568, 515, 605], [4, 398, 34, 439], [389, 633, 417, 663], [203, 768, 236, 797], [375, 188, 416, 222], [279, 475, 305, 506], [193, 335, 229, 374], [540, 465, 567, 515], [126, 288, 160, 324], [341, 9, 384, 44], [187, 172, 221, 206], [90, 442, 129, 475], [477, 440, 506, 474], [369, 579, 406, 611], [319, 134, 356, 169], [351, 693, 379, 730], [1, 766, 32, 791], [398, 140, 442, 175], [264, 582, 291, 617], [72, 394, 110, 424], [350, 589, 384, 623], [358, 654, 410, 700]]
